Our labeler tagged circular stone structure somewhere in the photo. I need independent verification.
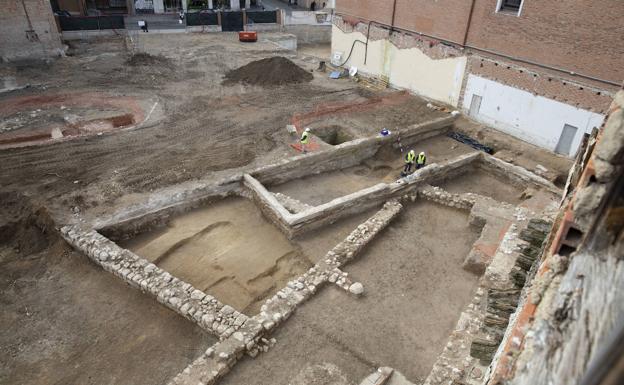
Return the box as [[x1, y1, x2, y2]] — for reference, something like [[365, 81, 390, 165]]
[[0, 92, 154, 148]]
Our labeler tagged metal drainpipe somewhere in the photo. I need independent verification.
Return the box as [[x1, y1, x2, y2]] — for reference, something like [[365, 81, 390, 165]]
[[20, 0, 34, 31], [391, 0, 397, 31], [365, 0, 397, 65], [338, 11, 621, 87], [462, 0, 476, 46]]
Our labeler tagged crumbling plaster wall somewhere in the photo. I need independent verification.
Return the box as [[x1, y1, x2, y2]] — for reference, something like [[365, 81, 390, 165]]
[[330, 21, 467, 106], [0, 0, 64, 61]]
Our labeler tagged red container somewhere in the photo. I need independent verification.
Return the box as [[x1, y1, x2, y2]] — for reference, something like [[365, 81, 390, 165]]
[[239, 31, 258, 42]]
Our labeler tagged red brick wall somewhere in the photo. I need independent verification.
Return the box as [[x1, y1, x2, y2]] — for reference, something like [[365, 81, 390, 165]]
[[466, 0, 624, 85], [336, 0, 624, 86], [336, 0, 394, 25], [392, 0, 472, 44]]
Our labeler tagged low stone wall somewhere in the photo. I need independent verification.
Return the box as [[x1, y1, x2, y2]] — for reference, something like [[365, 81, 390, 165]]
[[168, 201, 403, 385], [479, 154, 561, 194], [272, 192, 312, 213], [243, 173, 293, 235], [246, 151, 480, 238], [252, 115, 455, 186], [97, 175, 242, 240], [60, 225, 248, 340], [187, 25, 222, 33]]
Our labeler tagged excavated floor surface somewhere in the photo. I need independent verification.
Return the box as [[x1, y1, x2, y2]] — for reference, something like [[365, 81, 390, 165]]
[[219, 202, 481, 385], [271, 135, 476, 206], [120, 197, 312, 314]]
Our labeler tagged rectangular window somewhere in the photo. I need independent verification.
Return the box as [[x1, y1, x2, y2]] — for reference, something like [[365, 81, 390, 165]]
[[499, 0, 523, 13]]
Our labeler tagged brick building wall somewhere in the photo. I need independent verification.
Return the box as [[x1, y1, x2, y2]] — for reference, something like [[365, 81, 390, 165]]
[[336, 0, 624, 89], [466, 0, 624, 86], [0, 0, 64, 61]]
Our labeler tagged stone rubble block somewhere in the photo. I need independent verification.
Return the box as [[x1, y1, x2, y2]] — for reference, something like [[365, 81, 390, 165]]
[[60, 225, 249, 340]]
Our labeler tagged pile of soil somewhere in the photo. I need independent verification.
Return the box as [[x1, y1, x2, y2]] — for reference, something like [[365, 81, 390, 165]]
[[0, 192, 56, 262], [223, 56, 313, 86], [126, 53, 174, 69]]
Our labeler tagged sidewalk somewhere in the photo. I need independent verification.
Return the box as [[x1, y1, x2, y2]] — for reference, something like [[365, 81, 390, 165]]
[[260, 0, 309, 14]]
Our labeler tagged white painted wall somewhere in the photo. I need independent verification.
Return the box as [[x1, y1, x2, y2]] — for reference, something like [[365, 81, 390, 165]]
[[331, 25, 467, 106], [463, 75, 605, 157], [153, 0, 164, 13], [285, 11, 331, 25]]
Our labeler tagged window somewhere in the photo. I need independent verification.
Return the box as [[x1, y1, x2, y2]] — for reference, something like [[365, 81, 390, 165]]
[[498, 0, 523, 14]]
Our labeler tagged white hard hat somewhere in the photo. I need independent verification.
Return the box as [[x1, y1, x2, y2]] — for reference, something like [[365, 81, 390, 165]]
[[305, 127, 311, 132], [420, 151, 425, 156], [410, 149, 415, 154]]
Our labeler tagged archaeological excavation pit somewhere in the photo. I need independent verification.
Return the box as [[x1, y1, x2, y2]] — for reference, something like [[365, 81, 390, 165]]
[[0, 92, 156, 148], [268, 134, 478, 207], [40, 114, 564, 385], [115, 197, 314, 315], [313, 124, 357, 146], [218, 201, 483, 385]]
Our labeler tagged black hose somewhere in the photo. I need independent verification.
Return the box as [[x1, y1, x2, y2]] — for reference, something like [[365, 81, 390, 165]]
[[338, 38, 367, 67]]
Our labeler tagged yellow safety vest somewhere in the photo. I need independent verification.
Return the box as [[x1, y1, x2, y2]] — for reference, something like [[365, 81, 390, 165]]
[[405, 152, 415, 163], [300, 132, 310, 144], [417, 153, 426, 165]]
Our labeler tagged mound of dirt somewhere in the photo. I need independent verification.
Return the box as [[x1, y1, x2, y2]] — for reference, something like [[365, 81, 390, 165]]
[[0, 192, 56, 261], [223, 56, 313, 86], [126, 53, 174, 68]]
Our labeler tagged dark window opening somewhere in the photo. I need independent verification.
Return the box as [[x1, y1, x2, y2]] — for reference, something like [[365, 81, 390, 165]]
[[500, 0, 522, 13]]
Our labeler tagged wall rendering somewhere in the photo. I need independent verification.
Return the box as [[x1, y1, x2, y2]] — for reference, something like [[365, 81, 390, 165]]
[[331, 25, 467, 107], [463, 75, 605, 157]]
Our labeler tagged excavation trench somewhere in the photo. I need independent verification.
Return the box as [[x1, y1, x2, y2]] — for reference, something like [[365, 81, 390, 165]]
[[119, 197, 313, 314]]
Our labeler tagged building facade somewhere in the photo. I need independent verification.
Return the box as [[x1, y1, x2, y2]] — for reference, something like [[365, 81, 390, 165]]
[[0, 0, 64, 61], [332, 0, 624, 157]]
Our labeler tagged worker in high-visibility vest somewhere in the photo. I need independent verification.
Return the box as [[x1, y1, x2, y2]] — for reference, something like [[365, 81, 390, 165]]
[[300, 127, 311, 153], [416, 151, 427, 169], [403, 149, 416, 173]]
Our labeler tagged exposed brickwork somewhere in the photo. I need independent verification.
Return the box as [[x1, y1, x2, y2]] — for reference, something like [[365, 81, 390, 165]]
[[466, 0, 624, 85], [336, 0, 624, 87], [333, 16, 465, 61], [465, 56, 615, 113], [0, 0, 63, 60]]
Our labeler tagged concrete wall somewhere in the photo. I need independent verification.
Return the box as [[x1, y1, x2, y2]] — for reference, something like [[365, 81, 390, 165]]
[[284, 24, 330, 44], [331, 24, 467, 106], [0, 0, 64, 61], [284, 10, 330, 25], [463, 75, 605, 157]]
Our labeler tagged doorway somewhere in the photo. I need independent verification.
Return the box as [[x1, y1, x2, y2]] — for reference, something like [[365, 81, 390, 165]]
[[555, 124, 578, 156], [469, 94, 482, 118], [164, 0, 181, 12]]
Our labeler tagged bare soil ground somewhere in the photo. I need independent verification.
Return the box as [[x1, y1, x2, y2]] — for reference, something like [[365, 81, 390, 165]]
[[0, 195, 215, 385], [220, 202, 481, 385], [0, 33, 571, 385], [0, 33, 445, 225]]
